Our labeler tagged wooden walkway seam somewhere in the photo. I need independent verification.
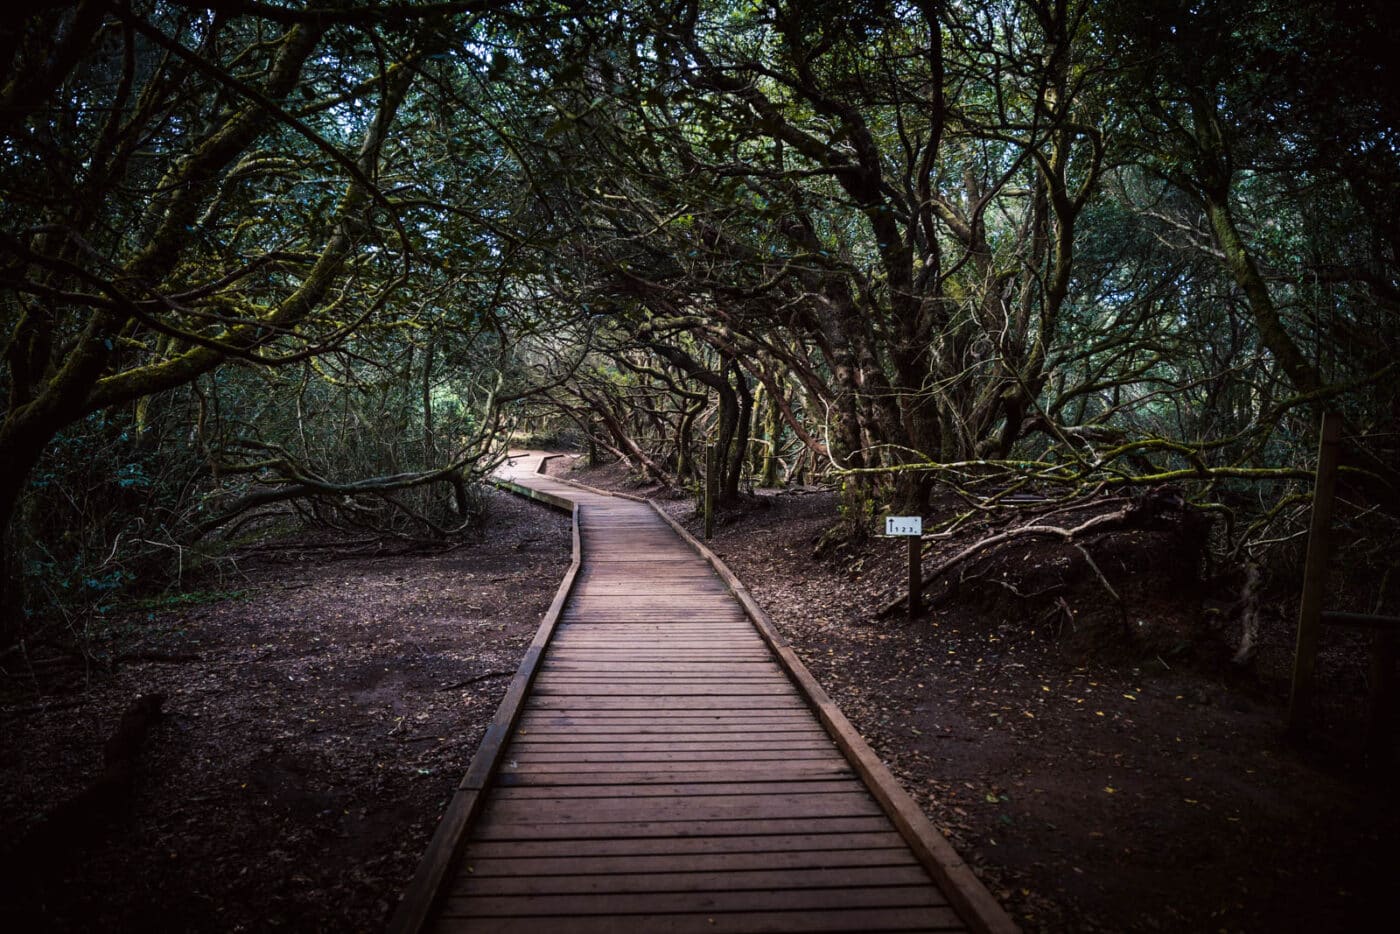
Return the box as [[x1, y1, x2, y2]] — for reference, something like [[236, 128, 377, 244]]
[[389, 454, 1017, 934]]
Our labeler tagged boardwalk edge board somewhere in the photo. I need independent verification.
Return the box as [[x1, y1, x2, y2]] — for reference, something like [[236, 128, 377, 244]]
[[487, 476, 576, 512], [644, 499, 1019, 934], [387, 488, 582, 934]]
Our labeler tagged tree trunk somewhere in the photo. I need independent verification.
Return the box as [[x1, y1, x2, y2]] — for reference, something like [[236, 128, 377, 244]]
[[1204, 195, 1323, 395], [760, 388, 783, 488], [725, 364, 752, 501], [676, 400, 702, 480], [713, 378, 739, 501]]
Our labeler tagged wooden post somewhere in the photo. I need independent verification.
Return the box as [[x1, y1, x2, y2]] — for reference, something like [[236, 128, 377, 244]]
[[908, 536, 922, 620], [1287, 411, 1343, 734], [703, 442, 717, 541]]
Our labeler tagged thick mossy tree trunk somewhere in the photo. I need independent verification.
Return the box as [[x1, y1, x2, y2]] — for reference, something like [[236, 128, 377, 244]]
[[760, 388, 783, 488], [724, 363, 753, 501], [1187, 92, 1323, 398]]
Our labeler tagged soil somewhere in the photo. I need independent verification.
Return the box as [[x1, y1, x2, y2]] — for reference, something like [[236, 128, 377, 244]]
[[4, 459, 1396, 934], [0, 489, 571, 933], [552, 456, 1400, 934]]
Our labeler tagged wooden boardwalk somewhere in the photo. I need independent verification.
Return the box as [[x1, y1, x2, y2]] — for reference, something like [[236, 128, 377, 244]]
[[390, 454, 1015, 934]]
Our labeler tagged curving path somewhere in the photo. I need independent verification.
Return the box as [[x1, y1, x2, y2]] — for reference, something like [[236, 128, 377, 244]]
[[390, 453, 1015, 934]]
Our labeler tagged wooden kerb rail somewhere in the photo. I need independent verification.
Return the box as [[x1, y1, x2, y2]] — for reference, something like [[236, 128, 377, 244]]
[[388, 476, 581, 934], [388, 452, 1017, 934]]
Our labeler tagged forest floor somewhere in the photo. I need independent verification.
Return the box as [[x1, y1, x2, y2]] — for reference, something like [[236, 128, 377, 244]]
[[2, 461, 1396, 933], [549, 455, 1400, 934], [0, 489, 571, 933]]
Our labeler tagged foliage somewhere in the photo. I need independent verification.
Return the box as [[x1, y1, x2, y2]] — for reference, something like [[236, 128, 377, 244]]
[[2, 0, 1398, 643]]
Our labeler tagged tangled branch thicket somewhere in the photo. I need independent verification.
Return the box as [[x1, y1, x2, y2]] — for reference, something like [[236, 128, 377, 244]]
[[2, 0, 1398, 646]]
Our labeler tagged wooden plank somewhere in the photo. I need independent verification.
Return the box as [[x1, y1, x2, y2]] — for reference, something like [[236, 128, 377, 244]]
[[453, 864, 933, 896], [531, 683, 793, 690], [539, 665, 783, 674], [481, 793, 884, 823], [494, 767, 853, 786], [547, 640, 760, 646], [505, 750, 839, 764], [553, 623, 754, 628], [552, 621, 759, 628], [440, 885, 946, 915], [499, 761, 851, 776], [546, 644, 767, 649], [548, 637, 762, 642], [541, 653, 772, 660], [534, 672, 787, 681], [432, 906, 964, 933], [459, 830, 910, 858], [537, 667, 783, 675], [495, 774, 853, 789], [459, 847, 920, 876], [515, 716, 817, 722], [515, 718, 819, 730], [511, 736, 829, 747], [490, 781, 863, 798], [513, 722, 827, 732], [523, 700, 808, 712], [514, 721, 816, 730], [547, 639, 765, 646], [516, 719, 817, 728], [530, 686, 800, 697], [550, 637, 758, 642], [569, 587, 736, 595], [542, 654, 772, 660], [524, 697, 809, 711], [510, 737, 832, 749], [515, 726, 827, 737], [512, 720, 818, 731], [471, 816, 894, 840], [542, 655, 769, 661], [547, 638, 763, 644]]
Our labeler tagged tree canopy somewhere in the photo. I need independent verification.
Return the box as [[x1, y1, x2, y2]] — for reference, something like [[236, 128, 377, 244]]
[[3, 0, 1397, 636]]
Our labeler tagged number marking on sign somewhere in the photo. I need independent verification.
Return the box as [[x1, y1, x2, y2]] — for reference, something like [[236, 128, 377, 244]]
[[885, 516, 923, 536]]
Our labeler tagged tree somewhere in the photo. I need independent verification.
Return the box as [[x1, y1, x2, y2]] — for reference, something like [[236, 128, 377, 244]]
[[0, 1, 506, 630]]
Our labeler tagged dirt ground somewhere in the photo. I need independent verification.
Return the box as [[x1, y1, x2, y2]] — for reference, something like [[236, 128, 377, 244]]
[[552, 456, 1400, 934], [4, 462, 1396, 933], [0, 489, 571, 933]]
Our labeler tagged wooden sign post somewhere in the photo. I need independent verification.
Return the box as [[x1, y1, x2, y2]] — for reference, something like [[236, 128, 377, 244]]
[[1287, 412, 1342, 734], [886, 516, 923, 619]]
